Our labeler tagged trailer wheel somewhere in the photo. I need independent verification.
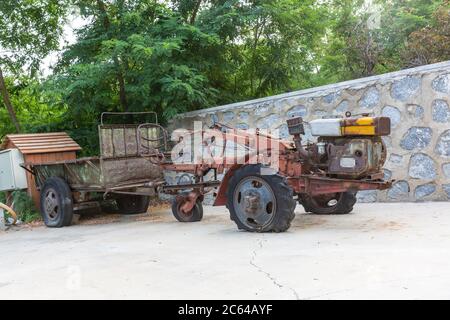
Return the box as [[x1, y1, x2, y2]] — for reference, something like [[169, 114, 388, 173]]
[[116, 195, 150, 214], [40, 177, 74, 228], [226, 165, 296, 232], [299, 192, 356, 215], [171, 193, 203, 222]]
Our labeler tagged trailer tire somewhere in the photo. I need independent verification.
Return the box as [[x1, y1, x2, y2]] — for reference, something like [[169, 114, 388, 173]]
[[171, 193, 203, 222], [226, 165, 296, 233], [116, 195, 150, 214], [40, 177, 74, 228], [299, 192, 356, 215]]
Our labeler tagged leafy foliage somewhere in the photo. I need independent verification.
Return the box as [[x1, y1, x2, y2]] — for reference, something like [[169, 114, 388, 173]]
[[0, 77, 67, 140], [0, 0, 70, 133], [0, 0, 449, 153], [0, 0, 69, 73], [0, 191, 41, 223], [402, 0, 450, 66], [316, 0, 448, 82]]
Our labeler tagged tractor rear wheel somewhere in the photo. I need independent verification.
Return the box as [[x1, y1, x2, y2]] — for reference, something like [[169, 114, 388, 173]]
[[299, 192, 356, 215], [226, 165, 296, 232]]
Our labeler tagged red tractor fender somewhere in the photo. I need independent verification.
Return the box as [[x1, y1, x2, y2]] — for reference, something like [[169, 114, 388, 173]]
[[213, 164, 243, 206]]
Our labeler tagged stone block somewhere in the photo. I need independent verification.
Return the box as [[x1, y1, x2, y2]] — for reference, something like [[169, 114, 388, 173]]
[[389, 153, 403, 164], [432, 99, 450, 123], [287, 105, 307, 118], [443, 163, 450, 178], [415, 184, 436, 200], [435, 130, 450, 157], [388, 180, 410, 200], [409, 153, 437, 180], [359, 87, 380, 108], [391, 76, 421, 101], [257, 114, 280, 129], [356, 190, 377, 203], [443, 184, 450, 198], [235, 123, 249, 130], [400, 127, 432, 151], [323, 92, 340, 104], [335, 100, 349, 113], [382, 105, 401, 128], [223, 111, 235, 122], [432, 74, 450, 94], [238, 112, 249, 122]]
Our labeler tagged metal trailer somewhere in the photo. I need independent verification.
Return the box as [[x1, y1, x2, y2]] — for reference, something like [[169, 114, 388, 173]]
[[26, 112, 392, 232], [23, 112, 219, 227]]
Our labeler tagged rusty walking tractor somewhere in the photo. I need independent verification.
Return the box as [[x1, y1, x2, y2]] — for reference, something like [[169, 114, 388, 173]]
[[23, 111, 392, 232]]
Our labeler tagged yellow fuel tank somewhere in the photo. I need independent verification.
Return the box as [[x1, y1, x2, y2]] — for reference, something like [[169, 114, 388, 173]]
[[341, 117, 391, 136], [309, 117, 391, 137]]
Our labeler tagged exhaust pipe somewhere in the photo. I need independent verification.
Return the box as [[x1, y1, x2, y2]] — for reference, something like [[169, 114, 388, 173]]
[[286, 117, 313, 161]]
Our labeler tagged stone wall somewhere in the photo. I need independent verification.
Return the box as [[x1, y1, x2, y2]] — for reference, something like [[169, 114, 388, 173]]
[[170, 61, 450, 202]]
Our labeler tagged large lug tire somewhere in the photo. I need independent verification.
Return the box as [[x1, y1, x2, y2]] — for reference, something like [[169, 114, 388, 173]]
[[299, 192, 357, 215], [40, 177, 74, 228], [116, 195, 150, 214], [226, 165, 296, 233], [171, 192, 203, 222]]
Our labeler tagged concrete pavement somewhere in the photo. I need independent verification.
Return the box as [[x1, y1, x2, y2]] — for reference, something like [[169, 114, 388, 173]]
[[1, 202, 450, 299]]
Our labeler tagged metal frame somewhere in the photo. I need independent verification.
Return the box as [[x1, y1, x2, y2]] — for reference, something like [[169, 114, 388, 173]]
[[136, 123, 169, 157], [26, 112, 168, 207], [161, 122, 392, 209], [25, 112, 392, 221]]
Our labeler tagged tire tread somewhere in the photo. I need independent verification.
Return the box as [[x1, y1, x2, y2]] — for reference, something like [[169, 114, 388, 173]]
[[226, 165, 296, 233], [300, 192, 356, 215], [40, 177, 74, 228]]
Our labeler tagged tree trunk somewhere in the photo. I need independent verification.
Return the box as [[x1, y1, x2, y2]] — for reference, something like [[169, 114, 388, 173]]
[[115, 57, 128, 112], [189, 0, 202, 25], [0, 66, 21, 133]]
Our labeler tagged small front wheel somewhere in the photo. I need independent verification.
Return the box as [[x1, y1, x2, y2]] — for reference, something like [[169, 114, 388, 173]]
[[171, 193, 203, 222], [40, 177, 74, 228]]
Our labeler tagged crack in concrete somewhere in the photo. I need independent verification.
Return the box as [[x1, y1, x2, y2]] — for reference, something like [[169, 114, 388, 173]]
[[249, 237, 300, 300]]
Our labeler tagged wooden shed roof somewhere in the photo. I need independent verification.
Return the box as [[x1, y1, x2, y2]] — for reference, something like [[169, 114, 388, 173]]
[[0, 132, 82, 154]]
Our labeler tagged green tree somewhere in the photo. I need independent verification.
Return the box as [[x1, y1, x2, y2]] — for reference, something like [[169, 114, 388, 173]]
[[0, 77, 66, 140], [379, 0, 445, 69], [316, 0, 387, 81], [315, 0, 447, 83], [53, 0, 329, 136], [0, 0, 69, 132], [196, 0, 328, 99], [55, 0, 220, 123], [401, 0, 450, 66]]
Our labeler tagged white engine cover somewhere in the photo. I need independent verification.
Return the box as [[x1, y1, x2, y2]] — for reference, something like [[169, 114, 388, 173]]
[[310, 119, 342, 136]]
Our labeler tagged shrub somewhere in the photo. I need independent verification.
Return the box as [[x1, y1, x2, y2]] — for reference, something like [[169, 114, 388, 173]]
[[0, 191, 41, 223]]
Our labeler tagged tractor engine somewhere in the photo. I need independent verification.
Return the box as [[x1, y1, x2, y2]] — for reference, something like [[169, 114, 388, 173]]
[[287, 116, 390, 179]]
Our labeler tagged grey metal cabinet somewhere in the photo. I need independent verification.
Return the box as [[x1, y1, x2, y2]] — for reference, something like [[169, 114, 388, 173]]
[[0, 149, 27, 191]]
